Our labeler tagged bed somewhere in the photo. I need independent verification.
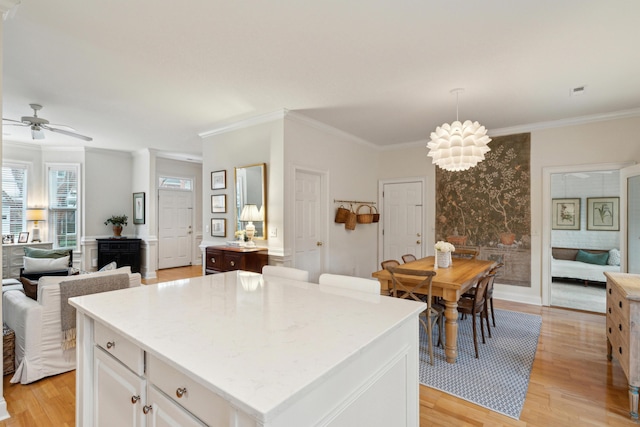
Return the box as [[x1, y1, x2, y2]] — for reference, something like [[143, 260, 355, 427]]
[[551, 247, 620, 284]]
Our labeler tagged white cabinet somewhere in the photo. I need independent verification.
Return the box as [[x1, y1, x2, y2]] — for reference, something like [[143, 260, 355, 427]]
[[94, 347, 145, 427], [92, 321, 226, 427]]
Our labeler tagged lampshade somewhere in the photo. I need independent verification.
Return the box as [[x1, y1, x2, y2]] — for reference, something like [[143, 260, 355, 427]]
[[240, 204, 262, 222], [427, 89, 491, 172], [26, 208, 47, 222]]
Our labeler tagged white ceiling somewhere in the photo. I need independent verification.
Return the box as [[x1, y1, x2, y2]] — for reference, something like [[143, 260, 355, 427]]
[[3, 1, 640, 159]]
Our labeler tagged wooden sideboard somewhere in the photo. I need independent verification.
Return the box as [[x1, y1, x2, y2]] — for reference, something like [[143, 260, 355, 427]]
[[605, 272, 640, 420], [97, 238, 141, 273], [205, 246, 268, 274], [2, 242, 53, 279]]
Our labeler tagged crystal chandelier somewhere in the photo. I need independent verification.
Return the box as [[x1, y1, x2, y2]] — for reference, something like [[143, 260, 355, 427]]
[[427, 89, 491, 172]]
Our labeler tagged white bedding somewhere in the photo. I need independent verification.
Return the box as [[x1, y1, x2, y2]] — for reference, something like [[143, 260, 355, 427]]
[[551, 258, 620, 283]]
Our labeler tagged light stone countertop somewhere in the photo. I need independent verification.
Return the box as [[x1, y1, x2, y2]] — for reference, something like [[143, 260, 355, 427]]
[[70, 271, 425, 422]]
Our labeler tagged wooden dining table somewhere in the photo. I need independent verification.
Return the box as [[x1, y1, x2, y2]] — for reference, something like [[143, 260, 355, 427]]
[[372, 255, 497, 364]]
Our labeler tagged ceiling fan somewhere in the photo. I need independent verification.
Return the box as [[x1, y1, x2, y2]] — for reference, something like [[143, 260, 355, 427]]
[[2, 103, 93, 142]]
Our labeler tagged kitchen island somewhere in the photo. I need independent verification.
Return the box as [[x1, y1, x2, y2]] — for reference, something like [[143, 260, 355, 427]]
[[70, 271, 426, 426]]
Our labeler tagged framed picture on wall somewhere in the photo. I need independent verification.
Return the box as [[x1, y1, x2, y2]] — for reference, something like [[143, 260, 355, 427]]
[[133, 192, 145, 224], [587, 197, 619, 231], [211, 170, 226, 190], [211, 218, 226, 237], [552, 198, 580, 230], [211, 194, 226, 213]]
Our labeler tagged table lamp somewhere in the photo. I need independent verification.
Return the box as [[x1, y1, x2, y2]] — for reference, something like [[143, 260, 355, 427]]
[[240, 204, 262, 247], [26, 208, 47, 242]]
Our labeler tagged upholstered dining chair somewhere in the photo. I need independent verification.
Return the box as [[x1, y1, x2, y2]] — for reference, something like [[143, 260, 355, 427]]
[[386, 266, 443, 365], [457, 272, 495, 358], [451, 248, 479, 260], [401, 254, 417, 263], [318, 274, 380, 294], [261, 265, 310, 282]]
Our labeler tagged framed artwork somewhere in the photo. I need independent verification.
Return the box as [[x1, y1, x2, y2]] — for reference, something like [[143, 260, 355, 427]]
[[211, 218, 226, 237], [552, 198, 580, 230], [587, 197, 619, 231], [211, 194, 226, 213], [211, 170, 227, 190], [133, 192, 146, 224], [18, 232, 29, 243]]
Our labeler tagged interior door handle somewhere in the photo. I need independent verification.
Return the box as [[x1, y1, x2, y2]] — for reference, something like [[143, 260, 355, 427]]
[[317, 242, 323, 246]]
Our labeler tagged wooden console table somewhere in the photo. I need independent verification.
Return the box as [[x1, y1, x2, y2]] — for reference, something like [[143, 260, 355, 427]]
[[605, 272, 640, 420], [205, 246, 268, 274]]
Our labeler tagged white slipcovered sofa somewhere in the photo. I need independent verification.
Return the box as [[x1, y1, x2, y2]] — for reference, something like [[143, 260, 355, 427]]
[[551, 247, 620, 284], [2, 266, 141, 384]]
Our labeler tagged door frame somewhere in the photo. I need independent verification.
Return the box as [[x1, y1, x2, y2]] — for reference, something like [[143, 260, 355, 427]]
[[157, 186, 196, 269], [541, 161, 633, 306], [377, 177, 431, 267], [291, 165, 329, 274], [621, 163, 640, 273]]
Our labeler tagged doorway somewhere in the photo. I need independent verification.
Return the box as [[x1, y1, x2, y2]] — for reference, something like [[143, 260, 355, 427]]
[[293, 167, 327, 282], [378, 178, 425, 265], [158, 189, 193, 269], [542, 163, 629, 311]]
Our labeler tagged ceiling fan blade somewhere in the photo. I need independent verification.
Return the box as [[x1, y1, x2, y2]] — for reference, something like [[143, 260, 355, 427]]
[[43, 125, 93, 142], [2, 118, 28, 125]]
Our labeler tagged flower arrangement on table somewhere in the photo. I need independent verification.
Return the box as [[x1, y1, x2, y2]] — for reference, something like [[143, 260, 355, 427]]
[[434, 241, 455, 268], [434, 241, 455, 252], [234, 230, 247, 242]]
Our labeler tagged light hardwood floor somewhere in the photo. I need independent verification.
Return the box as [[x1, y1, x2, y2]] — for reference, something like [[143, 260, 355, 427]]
[[0, 267, 636, 426]]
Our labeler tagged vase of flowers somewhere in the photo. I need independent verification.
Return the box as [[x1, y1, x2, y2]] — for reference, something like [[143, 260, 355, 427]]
[[434, 240, 455, 268], [104, 215, 128, 237]]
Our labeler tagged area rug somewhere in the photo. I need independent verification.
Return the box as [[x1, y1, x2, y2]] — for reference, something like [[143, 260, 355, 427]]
[[419, 308, 541, 419]]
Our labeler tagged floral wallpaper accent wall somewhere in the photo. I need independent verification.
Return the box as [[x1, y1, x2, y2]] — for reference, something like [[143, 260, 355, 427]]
[[435, 133, 531, 287]]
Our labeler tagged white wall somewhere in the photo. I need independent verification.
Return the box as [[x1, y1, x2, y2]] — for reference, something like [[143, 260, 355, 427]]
[[551, 171, 620, 250], [284, 115, 379, 277], [201, 120, 276, 253]]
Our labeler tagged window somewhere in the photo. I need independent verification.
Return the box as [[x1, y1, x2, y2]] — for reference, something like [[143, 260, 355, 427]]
[[159, 176, 192, 190], [48, 164, 79, 249], [1, 163, 28, 237]]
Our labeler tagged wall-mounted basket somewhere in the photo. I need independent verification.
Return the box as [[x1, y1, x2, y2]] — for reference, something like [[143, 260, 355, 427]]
[[356, 205, 375, 224], [344, 205, 357, 230], [335, 205, 350, 223]]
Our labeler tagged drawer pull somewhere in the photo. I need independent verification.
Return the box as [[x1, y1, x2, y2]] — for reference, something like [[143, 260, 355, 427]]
[[176, 387, 187, 398], [609, 327, 612, 334], [609, 307, 612, 314], [609, 288, 612, 294], [230, 261, 235, 267], [106, 341, 115, 349], [131, 395, 140, 404], [143, 405, 153, 414], [620, 301, 623, 308], [211, 257, 216, 264], [619, 347, 623, 355], [619, 324, 623, 331]]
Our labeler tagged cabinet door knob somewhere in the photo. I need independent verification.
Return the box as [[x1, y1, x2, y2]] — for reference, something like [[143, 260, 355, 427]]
[[143, 405, 153, 414], [106, 341, 115, 349], [176, 387, 187, 398], [230, 261, 235, 267], [131, 395, 140, 404]]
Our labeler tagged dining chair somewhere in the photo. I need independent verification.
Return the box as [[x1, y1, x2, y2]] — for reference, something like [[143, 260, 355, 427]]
[[380, 259, 400, 270], [462, 262, 504, 331], [262, 265, 310, 282], [386, 266, 443, 365], [318, 274, 380, 294], [457, 272, 495, 358], [401, 254, 417, 263], [451, 248, 479, 260]]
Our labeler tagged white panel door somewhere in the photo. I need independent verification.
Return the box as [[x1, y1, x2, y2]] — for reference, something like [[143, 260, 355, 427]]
[[158, 190, 193, 269], [294, 170, 325, 282], [622, 164, 640, 274], [383, 182, 423, 263]]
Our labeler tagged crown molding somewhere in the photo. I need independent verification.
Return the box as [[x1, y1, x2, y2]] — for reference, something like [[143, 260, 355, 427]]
[[0, 0, 19, 17], [488, 107, 640, 137], [198, 109, 289, 139], [285, 111, 378, 149]]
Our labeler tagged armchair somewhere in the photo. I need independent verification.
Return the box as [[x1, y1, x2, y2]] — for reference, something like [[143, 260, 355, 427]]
[[19, 248, 73, 300]]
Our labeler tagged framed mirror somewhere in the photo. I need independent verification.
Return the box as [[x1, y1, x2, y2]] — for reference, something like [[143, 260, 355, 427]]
[[235, 163, 267, 240]]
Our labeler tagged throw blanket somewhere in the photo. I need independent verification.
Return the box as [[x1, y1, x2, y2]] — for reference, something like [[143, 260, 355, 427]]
[[59, 273, 129, 350]]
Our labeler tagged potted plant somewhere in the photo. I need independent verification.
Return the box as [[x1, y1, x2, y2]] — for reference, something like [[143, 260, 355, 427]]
[[104, 215, 128, 237]]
